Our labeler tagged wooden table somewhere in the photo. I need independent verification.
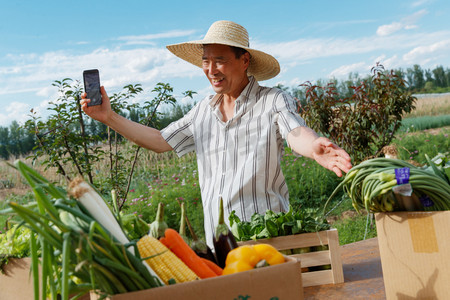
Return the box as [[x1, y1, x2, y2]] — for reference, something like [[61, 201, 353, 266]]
[[303, 237, 386, 299]]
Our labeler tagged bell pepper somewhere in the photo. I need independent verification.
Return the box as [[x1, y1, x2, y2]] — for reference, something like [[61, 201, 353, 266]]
[[222, 244, 285, 275]]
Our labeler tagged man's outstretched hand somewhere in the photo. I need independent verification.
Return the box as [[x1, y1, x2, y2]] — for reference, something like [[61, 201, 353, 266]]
[[311, 137, 352, 177]]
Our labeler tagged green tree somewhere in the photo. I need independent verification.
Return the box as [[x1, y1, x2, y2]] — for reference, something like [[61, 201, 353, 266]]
[[432, 65, 447, 88], [0, 127, 10, 159], [8, 121, 22, 156], [424, 68, 433, 84], [408, 64, 425, 91], [446, 68, 450, 88], [405, 68, 415, 90]]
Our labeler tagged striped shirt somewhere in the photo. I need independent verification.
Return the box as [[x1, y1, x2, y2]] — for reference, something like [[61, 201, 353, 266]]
[[161, 76, 307, 248]]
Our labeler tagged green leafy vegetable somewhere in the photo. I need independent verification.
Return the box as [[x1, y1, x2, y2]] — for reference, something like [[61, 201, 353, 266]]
[[229, 206, 331, 242], [0, 224, 33, 273]]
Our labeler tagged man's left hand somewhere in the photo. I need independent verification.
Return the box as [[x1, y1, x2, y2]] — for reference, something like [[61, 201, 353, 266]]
[[311, 137, 352, 177]]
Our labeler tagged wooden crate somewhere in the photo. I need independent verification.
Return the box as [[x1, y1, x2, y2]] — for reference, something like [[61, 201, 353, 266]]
[[238, 228, 344, 287]]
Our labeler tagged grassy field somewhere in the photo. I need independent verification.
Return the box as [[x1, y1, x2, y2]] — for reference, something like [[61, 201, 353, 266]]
[[405, 93, 450, 117], [1, 94, 449, 245]]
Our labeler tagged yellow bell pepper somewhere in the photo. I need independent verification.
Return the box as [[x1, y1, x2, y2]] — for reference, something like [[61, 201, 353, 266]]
[[222, 244, 285, 275], [253, 244, 286, 265]]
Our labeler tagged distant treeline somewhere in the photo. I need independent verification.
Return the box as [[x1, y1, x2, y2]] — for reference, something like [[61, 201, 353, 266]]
[[276, 64, 450, 104], [1, 63, 449, 160]]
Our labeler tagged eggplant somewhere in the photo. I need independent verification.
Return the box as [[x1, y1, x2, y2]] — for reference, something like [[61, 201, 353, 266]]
[[191, 235, 217, 263], [213, 197, 238, 268]]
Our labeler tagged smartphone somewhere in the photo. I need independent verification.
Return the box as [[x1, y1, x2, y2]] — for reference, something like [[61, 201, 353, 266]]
[[83, 69, 102, 106]]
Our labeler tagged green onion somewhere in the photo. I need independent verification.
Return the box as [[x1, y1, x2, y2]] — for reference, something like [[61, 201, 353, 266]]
[[2, 161, 164, 299], [325, 157, 450, 214]]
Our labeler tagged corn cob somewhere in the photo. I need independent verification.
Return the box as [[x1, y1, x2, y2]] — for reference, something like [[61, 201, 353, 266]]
[[137, 235, 198, 284]]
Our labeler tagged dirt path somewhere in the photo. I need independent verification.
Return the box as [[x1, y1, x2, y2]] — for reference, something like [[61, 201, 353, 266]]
[[0, 187, 30, 202]]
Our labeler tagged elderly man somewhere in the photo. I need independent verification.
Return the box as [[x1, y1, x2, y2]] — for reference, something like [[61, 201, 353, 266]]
[[81, 20, 352, 248]]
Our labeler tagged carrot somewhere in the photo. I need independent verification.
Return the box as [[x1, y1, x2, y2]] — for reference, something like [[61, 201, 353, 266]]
[[201, 257, 223, 276], [160, 228, 217, 279]]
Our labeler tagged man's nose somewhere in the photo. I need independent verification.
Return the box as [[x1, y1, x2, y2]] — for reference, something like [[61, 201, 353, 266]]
[[206, 61, 218, 75]]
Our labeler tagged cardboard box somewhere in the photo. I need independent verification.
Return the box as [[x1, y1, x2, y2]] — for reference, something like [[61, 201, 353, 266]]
[[0, 258, 34, 300], [238, 229, 344, 287], [375, 211, 450, 300], [91, 256, 303, 300], [0, 257, 90, 300]]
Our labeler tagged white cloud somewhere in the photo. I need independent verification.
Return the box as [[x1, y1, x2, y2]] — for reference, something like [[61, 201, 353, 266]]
[[403, 39, 450, 64], [380, 55, 401, 69], [0, 101, 31, 126], [117, 30, 197, 45], [4, 29, 447, 106], [288, 77, 306, 87], [327, 54, 407, 79], [0, 44, 205, 126], [376, 10, 427, 36], [254, 30, 450, 67], [411, 0, 434, 8], [329, 62, 367, 78], [0, 46, 200, 97], [2, 19, 450, 127], [404, 9, 428, 25], [377, 22, 404, 36]]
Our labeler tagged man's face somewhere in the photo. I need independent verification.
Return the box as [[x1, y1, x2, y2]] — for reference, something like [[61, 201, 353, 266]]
[[202, 44, 250, 97]]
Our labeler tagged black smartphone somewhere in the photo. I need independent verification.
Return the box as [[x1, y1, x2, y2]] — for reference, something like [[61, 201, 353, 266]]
[[83, 69, 102, 106]]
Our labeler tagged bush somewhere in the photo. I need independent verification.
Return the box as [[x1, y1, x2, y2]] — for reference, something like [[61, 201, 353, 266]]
[[300, 63, 416, 163]]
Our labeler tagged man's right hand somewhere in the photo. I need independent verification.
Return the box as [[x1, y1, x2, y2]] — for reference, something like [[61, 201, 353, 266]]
[[80, 86, 112, 124]]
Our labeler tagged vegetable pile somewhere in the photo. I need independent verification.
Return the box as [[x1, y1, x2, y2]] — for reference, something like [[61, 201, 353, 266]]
[[325, 155, 450, 213], [1, 161, 289, 299], [229, 206, 331, 242]]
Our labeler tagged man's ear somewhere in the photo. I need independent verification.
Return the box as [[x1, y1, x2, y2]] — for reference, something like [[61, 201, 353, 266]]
[[242, 52, 250, 70]]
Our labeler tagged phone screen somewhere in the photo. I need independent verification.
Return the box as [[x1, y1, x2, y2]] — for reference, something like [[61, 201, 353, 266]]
[[83, 69, 102, 106]]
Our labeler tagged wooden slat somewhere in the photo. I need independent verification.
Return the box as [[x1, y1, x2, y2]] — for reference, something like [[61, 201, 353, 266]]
[[302, 270, 334, 287], [291, 250, 330, 268], [237, 230, 330, 250], [327, 229, 344, 284]]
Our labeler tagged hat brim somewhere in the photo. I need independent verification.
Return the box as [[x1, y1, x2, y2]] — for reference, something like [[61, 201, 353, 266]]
[[166, 41, 280, 81]]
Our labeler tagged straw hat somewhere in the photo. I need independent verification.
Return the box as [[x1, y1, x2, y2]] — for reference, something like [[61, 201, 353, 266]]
[[166, 20, 280, 81]]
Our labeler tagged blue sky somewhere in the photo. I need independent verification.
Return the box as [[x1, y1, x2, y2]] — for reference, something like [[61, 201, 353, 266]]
[[1, 0, 450, 126]]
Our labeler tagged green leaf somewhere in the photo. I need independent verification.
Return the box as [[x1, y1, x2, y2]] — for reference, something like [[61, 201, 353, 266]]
[[265, 219, 278, 237]]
